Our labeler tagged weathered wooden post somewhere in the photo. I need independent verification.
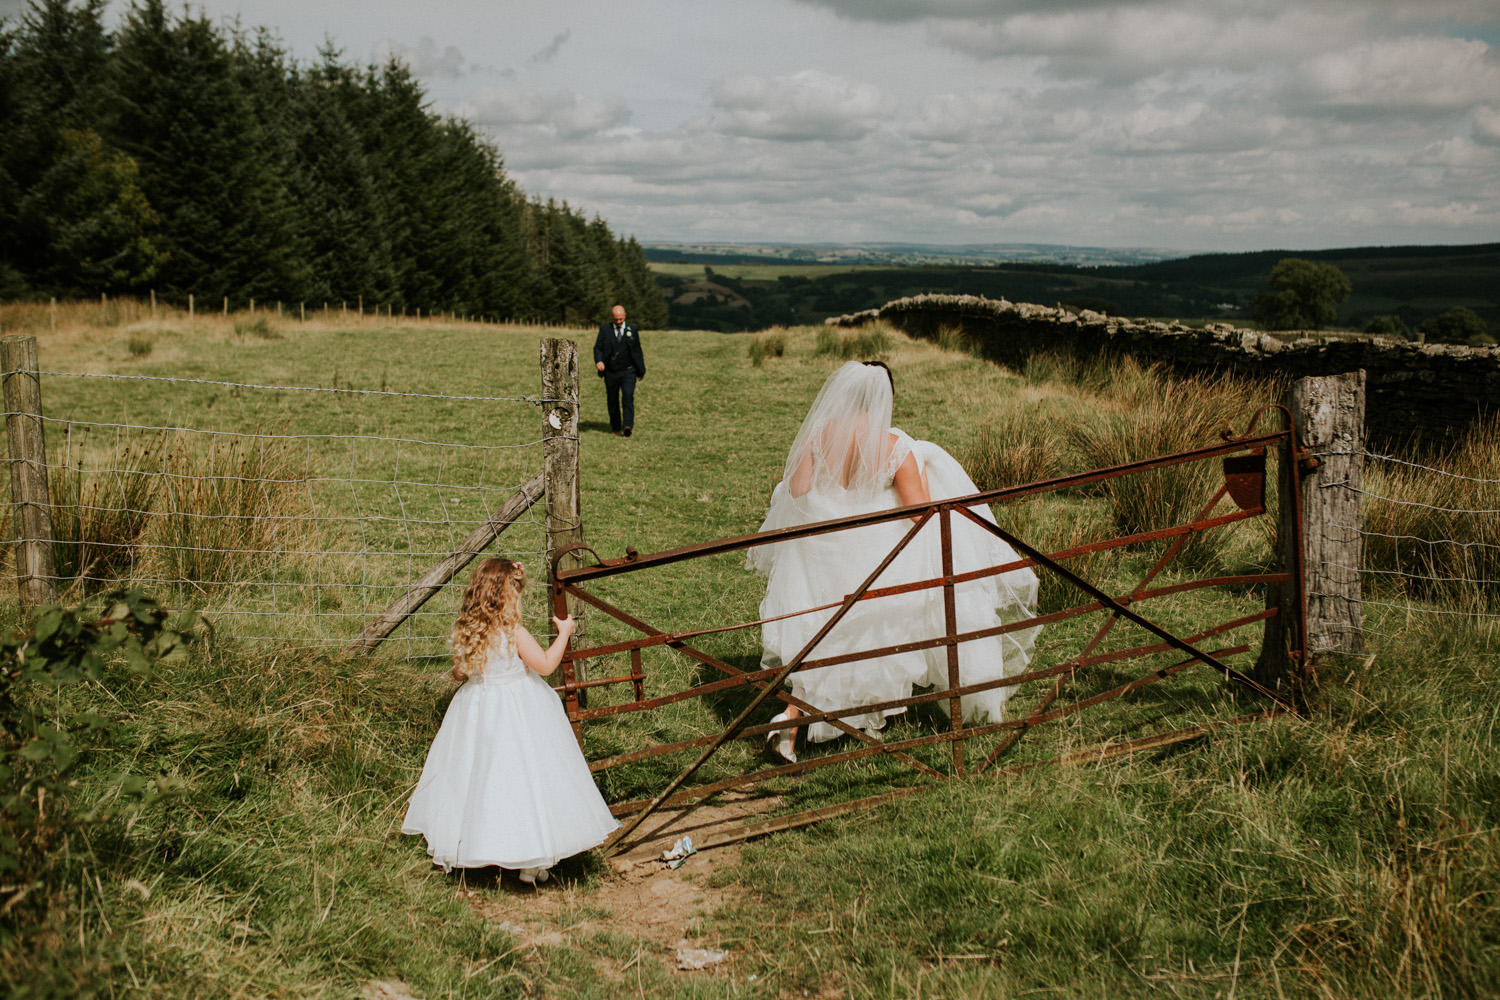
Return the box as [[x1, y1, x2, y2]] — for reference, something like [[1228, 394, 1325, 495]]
[[2, 336, 57, 608], [541, 338, 586, 700], [1258, 370, 1365, 691], [188, 293, 194, 319], [150, 288, 157, 320]]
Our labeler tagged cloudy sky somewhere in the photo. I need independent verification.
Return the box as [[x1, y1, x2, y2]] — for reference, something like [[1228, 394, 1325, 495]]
[[70, 0, 1500, 250]]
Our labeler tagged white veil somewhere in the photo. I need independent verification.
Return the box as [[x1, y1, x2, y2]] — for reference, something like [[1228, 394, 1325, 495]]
[[748, 362, 910, 577], [782, 361, 899, 501]]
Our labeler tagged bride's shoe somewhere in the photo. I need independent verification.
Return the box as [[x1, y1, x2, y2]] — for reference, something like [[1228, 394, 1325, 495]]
[[765, 712, 797, 764], [518, 866, 550, 885]]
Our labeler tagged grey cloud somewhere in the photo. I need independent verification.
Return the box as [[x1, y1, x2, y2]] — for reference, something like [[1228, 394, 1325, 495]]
[[1476, 106, 1500, 144], [0, 0, 26, 25], [709, 70, 896, 141], [1283, 36, 1500, 116], [926, 7, 1359, 82], [372, 37, 464, 78], [795, 0, 1500, 24], [530, 29, 572, 64], [464, 87, 631, 139]]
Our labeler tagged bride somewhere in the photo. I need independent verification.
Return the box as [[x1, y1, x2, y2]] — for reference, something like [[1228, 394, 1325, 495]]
[[747, 360, 1040, 762]]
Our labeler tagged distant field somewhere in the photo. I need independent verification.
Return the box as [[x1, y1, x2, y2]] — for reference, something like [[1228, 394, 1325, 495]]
[[649, 261, 867, 280]]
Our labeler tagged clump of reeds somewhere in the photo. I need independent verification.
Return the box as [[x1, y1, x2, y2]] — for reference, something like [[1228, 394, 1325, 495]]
[[156, 431, 311, 591], [934, 325, 970, 355], [815, 324, 893, 361], [48, 429, 162, 590], [1064, 359, 1271, 566], [233, 317, 280, 340], [747, 331, 787, 366], [126, 332, 154, 357], [1363, 415, 1500, 611], [963, 414, 1066, 492]]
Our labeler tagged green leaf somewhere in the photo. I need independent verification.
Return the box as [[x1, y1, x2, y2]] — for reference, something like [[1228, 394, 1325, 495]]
[[33, 609, 64, 643], [52, 740, 77, 774], [19, 739, 52, 762]]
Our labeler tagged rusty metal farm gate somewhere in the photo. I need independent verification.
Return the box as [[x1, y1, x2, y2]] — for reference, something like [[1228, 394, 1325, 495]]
[[551, 406, 1308, 854]]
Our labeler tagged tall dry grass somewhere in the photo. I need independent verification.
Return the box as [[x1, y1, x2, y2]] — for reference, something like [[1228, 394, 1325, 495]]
[[48, 429, 162, 589], [747, 330, 787, 366], [156, 432, 313, 589], [963, 413, 1066, 492], [41, 428, 316, 595], [1363, 416, 1500, 611], [1063, 358, 1272, 565], [815, 323, 893, 361]]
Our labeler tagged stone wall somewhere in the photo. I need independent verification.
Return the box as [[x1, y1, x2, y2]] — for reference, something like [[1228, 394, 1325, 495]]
[[834, 294, 1500, 445]]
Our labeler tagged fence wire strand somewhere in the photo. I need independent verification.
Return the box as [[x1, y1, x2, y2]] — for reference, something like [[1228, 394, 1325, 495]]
[[8, 371, 551, 653], [1317, 445, 1498, 644]]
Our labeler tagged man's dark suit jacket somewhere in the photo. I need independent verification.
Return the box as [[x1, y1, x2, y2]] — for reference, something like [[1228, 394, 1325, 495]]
[[593, 321, 645, 378]]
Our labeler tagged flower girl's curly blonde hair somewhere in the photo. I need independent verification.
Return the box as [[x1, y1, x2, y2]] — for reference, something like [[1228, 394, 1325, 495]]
[[451, 557, 525, 676]]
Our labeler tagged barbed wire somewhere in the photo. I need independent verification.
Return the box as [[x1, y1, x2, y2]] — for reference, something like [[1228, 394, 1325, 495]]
[[23, 386, 555, 650], [1312, 443, 1498, 640], [3, 368, 554, 405], [1319, 480, 1500, 515], [1322, 448, 1500, 484]]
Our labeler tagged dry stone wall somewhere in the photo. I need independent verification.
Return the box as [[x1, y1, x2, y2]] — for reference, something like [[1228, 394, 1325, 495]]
[[838, 294, 1499, 445]]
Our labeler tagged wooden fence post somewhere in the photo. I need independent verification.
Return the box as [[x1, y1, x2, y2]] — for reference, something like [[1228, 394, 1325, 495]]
[[188, 293, 194, 319], [150, 288, 156, 320], [2, 336, 56, 608], [1258, 370, 1365, 691], [541, 338, 585, 667]]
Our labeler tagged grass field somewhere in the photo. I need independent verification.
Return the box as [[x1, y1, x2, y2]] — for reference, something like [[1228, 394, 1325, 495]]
[[3, 306, 1496, 998], [648, 263, 868, 281]]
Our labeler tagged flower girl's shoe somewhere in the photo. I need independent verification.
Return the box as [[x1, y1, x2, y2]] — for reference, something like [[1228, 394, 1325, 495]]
[[518, 867, 551, 885], [765, 712, 797, 764]]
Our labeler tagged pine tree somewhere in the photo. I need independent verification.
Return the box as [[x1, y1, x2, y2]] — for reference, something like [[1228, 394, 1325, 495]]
[[104, 0, 302, 301]]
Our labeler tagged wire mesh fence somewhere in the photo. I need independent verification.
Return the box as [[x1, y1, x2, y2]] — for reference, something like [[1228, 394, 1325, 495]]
[[5, 370, 551, 657], [1315, 437, 1500, 644]]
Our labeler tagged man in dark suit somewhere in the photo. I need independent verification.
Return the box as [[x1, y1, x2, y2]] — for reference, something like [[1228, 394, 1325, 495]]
[[593, 304, 646, 436]]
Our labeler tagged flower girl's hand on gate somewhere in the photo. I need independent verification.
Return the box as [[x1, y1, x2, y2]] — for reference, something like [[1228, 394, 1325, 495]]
[[552, 614, 576, 638]]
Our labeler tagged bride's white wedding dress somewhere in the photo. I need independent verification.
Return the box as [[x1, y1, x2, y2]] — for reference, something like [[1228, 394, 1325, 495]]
[[749, 363, 1039, 744]]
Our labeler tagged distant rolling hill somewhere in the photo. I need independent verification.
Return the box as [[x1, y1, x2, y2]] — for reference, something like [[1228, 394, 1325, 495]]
[[649, 242, 1500, 334]]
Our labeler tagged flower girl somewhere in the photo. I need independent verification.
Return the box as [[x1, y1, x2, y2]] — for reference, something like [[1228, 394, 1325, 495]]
[[402, 558, 618, 883]]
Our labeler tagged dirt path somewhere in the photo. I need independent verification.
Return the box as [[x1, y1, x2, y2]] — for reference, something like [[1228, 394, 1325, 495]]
[[457, 791, 783, 976]]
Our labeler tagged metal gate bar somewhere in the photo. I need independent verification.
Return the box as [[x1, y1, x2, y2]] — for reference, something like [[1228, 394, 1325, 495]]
[[546, 413, 1304, 850]]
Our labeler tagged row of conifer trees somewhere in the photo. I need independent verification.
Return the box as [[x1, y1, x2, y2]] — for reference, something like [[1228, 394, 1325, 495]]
[[0, 0, 668, 326]]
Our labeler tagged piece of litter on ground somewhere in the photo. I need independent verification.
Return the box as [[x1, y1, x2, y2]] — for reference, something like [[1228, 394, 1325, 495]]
[[661, 835, 697, 868], [675, 944, 727, 971]]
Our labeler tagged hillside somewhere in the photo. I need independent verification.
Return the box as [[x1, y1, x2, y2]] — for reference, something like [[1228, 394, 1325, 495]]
[[653, 243, 1500, 334]]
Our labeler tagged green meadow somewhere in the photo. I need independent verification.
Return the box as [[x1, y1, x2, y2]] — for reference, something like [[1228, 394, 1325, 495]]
[[3, 308, 1496, 998]]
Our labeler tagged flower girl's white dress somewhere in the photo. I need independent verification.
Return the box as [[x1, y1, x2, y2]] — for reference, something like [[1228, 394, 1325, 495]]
[[401, 629, 619, 872]]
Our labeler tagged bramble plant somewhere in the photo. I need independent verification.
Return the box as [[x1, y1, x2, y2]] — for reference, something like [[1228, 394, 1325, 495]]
[[0, 591, 195, 887]]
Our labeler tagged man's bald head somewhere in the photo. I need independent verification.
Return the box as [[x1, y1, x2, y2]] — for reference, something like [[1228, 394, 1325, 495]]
[[611, 305, 626, 323]]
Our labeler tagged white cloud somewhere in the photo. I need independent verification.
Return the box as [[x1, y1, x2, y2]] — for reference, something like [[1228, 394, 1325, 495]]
[[461, 87, 631, 139], [1287, 36, 1500, 115], [1476, 106, 1500, 144], [372, 37, 465, 78], [926, 7, 1359, 81], [709, 70, 896, 141]]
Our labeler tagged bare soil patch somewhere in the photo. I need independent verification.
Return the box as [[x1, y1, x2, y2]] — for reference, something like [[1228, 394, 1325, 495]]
[[457, 791, 781, 977]]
